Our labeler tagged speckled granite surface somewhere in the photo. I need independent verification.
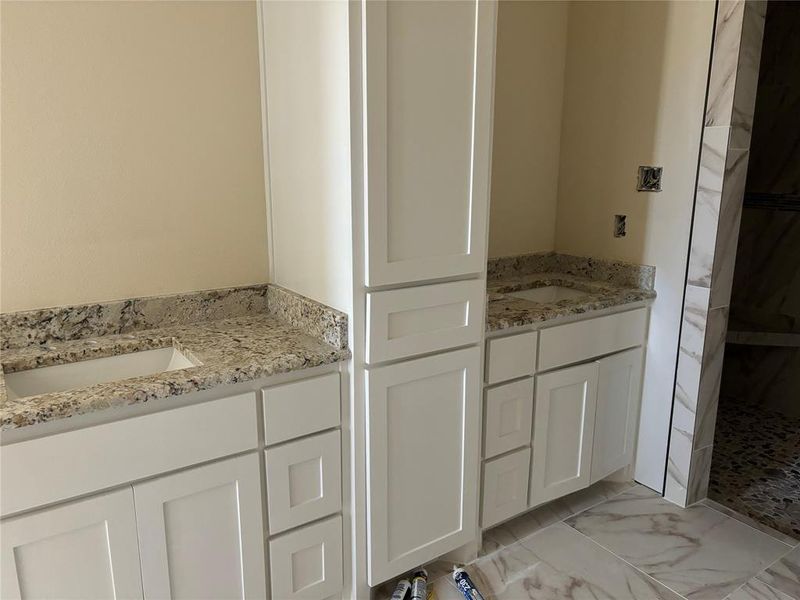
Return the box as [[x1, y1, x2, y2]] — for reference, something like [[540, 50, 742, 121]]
[[487, 253, 656, 332], [0, 285, 349, 431]]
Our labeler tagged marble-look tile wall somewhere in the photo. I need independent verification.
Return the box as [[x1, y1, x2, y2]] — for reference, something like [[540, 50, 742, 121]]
[[665, 0, 766, 507]]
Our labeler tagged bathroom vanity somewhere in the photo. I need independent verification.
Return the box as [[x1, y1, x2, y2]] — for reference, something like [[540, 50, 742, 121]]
[[0, 285, 350, 600], [479, 254, 655, 529]]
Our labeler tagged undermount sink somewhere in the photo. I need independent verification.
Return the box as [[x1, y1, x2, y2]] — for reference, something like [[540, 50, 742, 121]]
[[3, 347, 198, 400], [508, 285, 588, 304]]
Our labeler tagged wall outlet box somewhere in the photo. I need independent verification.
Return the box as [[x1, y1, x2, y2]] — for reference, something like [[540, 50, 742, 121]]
[[637, 166, 663, 192], [614, 215, 627, 237]]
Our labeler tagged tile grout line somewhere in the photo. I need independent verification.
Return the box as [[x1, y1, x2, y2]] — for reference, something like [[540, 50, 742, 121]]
[[563, 523, 691, 600]]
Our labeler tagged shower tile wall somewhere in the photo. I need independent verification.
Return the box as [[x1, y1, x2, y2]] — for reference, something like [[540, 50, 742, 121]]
[[665, 0, 767, 507]]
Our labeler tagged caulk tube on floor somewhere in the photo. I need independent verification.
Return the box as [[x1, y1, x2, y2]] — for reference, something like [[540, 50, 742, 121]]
[[409, 569, 428, 600], [453, 568, 486, 600], [390, 578, 411, 600]]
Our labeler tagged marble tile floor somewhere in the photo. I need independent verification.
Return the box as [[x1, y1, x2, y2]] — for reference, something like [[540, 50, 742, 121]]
[[381, 482, 800, 600], [709, 398, 800, 539]]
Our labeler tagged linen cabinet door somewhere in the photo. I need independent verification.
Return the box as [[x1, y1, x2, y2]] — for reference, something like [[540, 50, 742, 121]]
[[133, 454, 266, 600], [366, 347, 481, 585], [530, 363, 599, 507], [364, 0, 496, 286], [0, 488, 142, 600], [591, 348, 643, 483]]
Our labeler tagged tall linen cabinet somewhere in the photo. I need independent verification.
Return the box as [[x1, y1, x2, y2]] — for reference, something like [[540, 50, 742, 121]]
[[260, 0, 497, 594]]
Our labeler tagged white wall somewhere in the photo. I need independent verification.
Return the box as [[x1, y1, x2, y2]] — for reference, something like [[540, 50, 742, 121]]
[[488, 1, 569, 258], [1, 1, 268, 312], [554, 0, 715, 490], [260, 0, 353, 313]]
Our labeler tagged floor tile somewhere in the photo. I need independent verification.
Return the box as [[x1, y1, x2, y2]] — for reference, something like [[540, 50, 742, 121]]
[[701, 498, 799, 547], [436, 523, 682, 600], [565, 486, 791, 599], [757, 546, 800, 599], [727, 578, 794, 600], [480, 479, 635, 555]]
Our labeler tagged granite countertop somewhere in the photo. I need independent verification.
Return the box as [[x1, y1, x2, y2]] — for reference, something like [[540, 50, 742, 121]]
[[486, 252, 657, 332], [0, 284, 350, 431]]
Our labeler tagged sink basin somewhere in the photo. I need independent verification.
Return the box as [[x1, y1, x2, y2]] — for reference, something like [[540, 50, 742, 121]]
[[508, 286, 588, 303], [4, 347, 198, 400]]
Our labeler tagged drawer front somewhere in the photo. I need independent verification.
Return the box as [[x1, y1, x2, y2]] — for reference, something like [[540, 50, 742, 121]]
[[366, 279, 485, 363], [1, 393, 258, 517], [485, 331, 538, 384], [483, 378, 534, 459], [538, 308, 647, 372], [265, 430, 342, 534], [269, 515, 343, 600], [263, 373, 340, 445], [481, 447, 531, 529]]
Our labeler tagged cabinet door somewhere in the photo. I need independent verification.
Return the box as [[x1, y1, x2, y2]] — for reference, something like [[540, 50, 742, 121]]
[[481, 448, 531, 529], [366, 347, 480, 584], [364, 0, 496, 286], [0, 488, 142, 600], [530, 363, 598, 507], [483, 378, 534, 459], [591, 348, 643, 484], [265, 430, 342, 534], [133, 454, 266, 600]]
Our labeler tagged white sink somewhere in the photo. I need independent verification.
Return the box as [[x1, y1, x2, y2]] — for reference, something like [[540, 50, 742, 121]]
[[508, 286, 588, 303], [4, 347, 198, 400]]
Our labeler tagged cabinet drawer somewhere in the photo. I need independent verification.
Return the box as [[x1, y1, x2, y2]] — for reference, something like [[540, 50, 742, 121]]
[[481, 448, 530, 529], [485, 331, 538, 384], [1, 393, 258, 517], [483, 378, 534, 459], [366, 279, 485, 363], [265, 430, 342, 534], [263, 373, 340, 445], [538, 308, 647, 371], [269, 515, 343, 600]]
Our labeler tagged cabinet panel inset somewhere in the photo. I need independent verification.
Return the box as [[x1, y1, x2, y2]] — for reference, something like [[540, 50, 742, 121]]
[[483, 378, 534, 458]]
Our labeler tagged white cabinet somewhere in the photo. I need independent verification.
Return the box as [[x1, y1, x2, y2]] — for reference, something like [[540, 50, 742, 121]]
[[133, 454, 266, 600], [365, 347, 480, 584], [269, 515, 344, 600], [265, 430, 342, 534], [483, 378, 534, 459], [366, 280, 485, 363], [364, 0, 496, 286], [0, 488, 143, 600], [530, 363, 598, 507], [481, 447, 530, 528], [485, 331, 538, 384], [591, 348, 644, 484]]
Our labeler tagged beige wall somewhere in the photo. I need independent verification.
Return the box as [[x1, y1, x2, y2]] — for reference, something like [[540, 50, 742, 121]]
[[554, 1, 714, 489], [260, 1, 353, 313], [1, 1, 268, 312], [488, 1, 568, 258]]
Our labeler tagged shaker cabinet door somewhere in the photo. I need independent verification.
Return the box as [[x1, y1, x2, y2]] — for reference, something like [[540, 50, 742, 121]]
[[0, 488, 143, 600], [530, 363, 599, 507], [133, 454, 266, 600], [591, 348, 643, 483], [365, 347, 481, 585], [364, 0, 496, 286]]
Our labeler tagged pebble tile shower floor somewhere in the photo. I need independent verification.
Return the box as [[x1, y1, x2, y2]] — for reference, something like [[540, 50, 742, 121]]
[[709, 398, 800, 539]]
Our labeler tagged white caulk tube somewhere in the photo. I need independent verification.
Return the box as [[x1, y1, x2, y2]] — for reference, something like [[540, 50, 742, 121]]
[[390, 578, 411, 600], [452, 567, 486, 600]]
